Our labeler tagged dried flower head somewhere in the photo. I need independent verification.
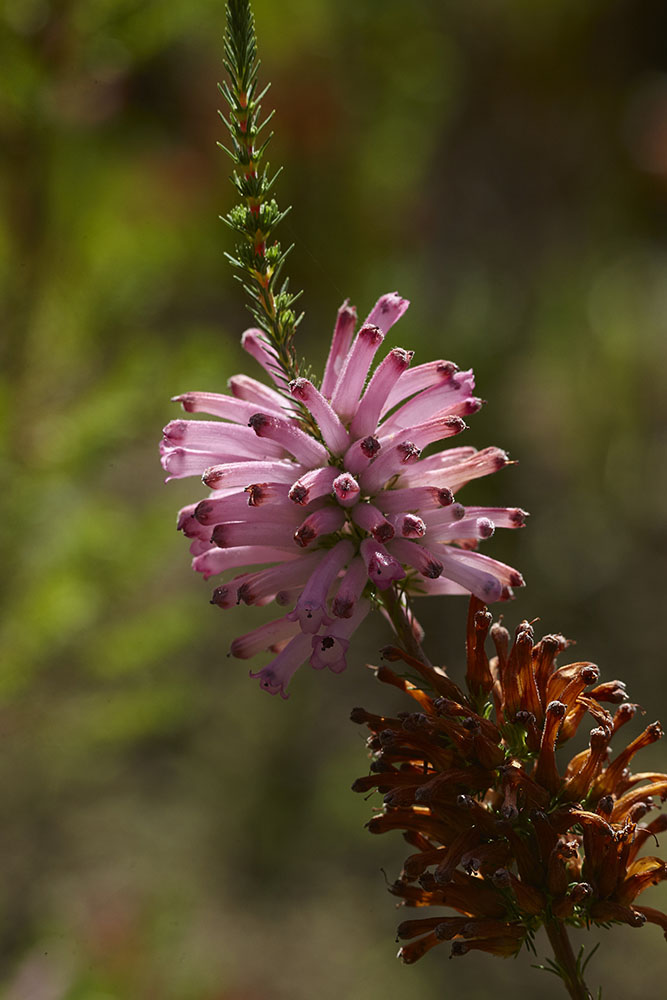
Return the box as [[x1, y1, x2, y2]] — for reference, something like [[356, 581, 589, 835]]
[[163, 297, 525, 697], [352, 598, 667, 968]]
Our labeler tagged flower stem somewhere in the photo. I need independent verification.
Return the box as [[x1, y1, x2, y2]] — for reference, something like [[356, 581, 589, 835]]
[[379, 587, 431, 665], [545, 921, 594, 1000], [221, 0, 302, 379]]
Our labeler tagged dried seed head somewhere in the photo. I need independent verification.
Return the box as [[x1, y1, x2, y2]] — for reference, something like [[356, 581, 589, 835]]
[[353, 596, 667, 966]]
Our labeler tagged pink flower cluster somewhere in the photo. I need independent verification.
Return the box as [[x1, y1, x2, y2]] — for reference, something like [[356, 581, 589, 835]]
[[162, 293, 525, 697]]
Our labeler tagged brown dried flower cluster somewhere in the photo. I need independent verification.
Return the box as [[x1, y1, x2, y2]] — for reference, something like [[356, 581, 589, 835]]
[[352, 598, 667, 965]]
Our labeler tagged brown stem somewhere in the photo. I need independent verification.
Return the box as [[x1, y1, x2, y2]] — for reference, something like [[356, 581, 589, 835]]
[[379, 587, 431, 665], [544, 921, 594, 1000]]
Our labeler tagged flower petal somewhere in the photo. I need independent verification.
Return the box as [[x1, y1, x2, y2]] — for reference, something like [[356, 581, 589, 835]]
[[380, 370, 475, 432], [192, 545, 301, 580], [352, 502, 395, 543], [363, 291, 410, 334], [173, 391, 282, 422], [360, 538, 405, 590], [397, 447, 510, 492], [374, 485, 454, 514], [248, 633, 313, 698], [231, 553, 322, 605], [382, 359, 459, 415], [248, 412, 328, 467], [321, 300, 357, 400], [289, 378, 350, 455], [330, 324, 385, 423], [288, 539, 354, 633], [288, 466, 338, 505], [439, 548, 524, 601], [231, 615, 302, 659], [332, 557, 368, 618], [228, 373, 295, 413], [293, 505, 345, 547], [163, 419, 286, 458], [360, 441, 422, 495], [388, 538, 444, 579], [350, 347, 413, 440], [310, 599, 370, 673], [343, 435, 381, 476], [202, 460, 304, 490], [194, 484, 292, 525], [241, 328, 289, 386]]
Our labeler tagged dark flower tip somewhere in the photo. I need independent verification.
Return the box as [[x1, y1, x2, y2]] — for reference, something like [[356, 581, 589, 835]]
[[173, 392, 195, 411], [288, 377, 308, 399], [581, 664, 600, 685], [247, 412, 270, 432], [288, 482, 308, 504], [209, 586, 229, 606], [360, 436, 381, 458], [358, 323, 384, 345], [437, 361, 459, 378], [375, 523, 395, 543], [398, 442, 421, 463], [294, 525, 316, 547], [245, 483, 268, 506]]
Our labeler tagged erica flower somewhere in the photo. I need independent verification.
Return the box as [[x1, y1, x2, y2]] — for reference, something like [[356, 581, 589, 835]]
[[163, 293, 525, 697], [352, 597, 667, 982]]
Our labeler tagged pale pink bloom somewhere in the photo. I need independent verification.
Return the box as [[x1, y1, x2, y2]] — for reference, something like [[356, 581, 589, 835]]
[[310, 600, 371, 673], [320, 301, 357, 399], [163, 293, 525, 696], [287, 539, 353, 633], [330, 324, 385, 423], [230, 615, 302, 659], [248, 633, 313, 699], [360, 538, 406, 590], [332, 557, 368, 618], [391, 513, 427, 538], [331, 472, 361, 507]]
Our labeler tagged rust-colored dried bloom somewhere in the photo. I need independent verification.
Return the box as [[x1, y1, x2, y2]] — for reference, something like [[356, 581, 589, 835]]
[[352, 598, 667, 966]]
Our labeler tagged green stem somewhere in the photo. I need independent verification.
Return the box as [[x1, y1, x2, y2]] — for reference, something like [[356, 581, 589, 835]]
[[222, 0, 302, 380], [544, 921, 594, 1000], [379, 587, 431, 665]]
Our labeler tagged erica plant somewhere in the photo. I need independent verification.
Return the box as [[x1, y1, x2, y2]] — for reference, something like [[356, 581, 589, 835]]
[[161, 1, 666, 996], [161, 0, 525, 698]]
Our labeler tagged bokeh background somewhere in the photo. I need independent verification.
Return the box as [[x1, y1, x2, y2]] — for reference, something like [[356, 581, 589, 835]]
[[2, 0, 667, 997]]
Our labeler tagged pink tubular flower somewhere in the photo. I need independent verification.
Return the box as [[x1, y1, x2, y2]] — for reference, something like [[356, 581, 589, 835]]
[[163, 292, 526, 697]]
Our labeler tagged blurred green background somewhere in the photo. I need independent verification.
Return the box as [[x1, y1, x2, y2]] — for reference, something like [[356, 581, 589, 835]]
[[1, 0, 666, 996]]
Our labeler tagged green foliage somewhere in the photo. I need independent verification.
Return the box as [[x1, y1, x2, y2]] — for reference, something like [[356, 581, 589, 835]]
[[532, 942, 601, 997], [220, 0, 303, 382]]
